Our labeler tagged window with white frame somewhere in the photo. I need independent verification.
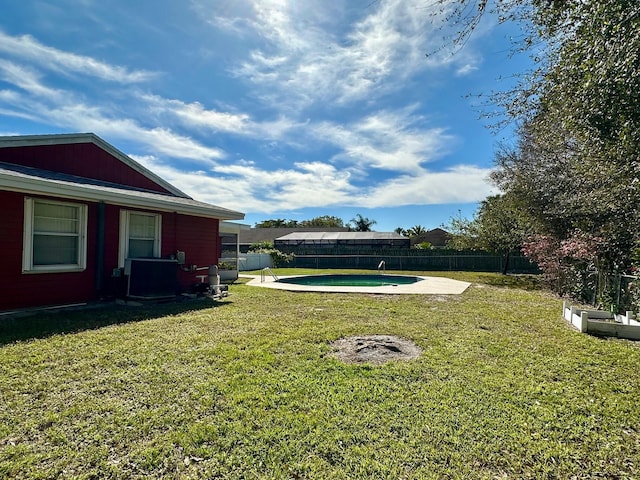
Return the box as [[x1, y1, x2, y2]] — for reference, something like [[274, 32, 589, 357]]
[[118, 210, 161, 266], [22, 198, 87, 272]]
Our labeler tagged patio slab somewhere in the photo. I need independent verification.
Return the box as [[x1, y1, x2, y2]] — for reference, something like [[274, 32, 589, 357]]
[[243, 274, 470, 295]]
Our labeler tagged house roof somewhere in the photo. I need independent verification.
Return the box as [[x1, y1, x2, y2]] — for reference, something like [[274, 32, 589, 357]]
[[276, 232, 406, 241], [0, 161, 244, 220], [0, 133, 189, 198], [410, 228, 451, 247], [239, 227, 349, 245]]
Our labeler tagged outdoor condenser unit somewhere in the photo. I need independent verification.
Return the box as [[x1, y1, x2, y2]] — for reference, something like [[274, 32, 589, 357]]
[[124, 258, 178, 299]]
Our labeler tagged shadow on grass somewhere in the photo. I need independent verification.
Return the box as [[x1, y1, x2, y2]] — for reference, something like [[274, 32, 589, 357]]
[[477, 274, 543, 291], [0, 298, 230, 346]]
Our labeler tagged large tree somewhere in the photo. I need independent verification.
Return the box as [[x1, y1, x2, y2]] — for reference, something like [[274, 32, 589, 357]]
[[436, 0, 640, 303], [446, 194, 529, 274], [254, 219, 299, 228], [299, 216, 345, 228], [254, 216, 345, 228]]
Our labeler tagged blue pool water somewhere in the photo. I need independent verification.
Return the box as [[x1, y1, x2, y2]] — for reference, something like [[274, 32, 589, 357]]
[[276, 274, 422, 287]]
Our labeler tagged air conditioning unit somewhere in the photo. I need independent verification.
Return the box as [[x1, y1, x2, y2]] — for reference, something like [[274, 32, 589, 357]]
[[124, 258, 178, 299]]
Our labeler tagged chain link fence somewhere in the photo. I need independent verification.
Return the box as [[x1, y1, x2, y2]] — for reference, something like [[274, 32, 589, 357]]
[[576, 271, 640, 314], [606, 274, 640, 314], [280, 249, 538, 273]]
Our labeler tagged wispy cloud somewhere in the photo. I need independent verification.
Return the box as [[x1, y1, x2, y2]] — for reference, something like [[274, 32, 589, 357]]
[[135, 153, 493, 214], [456, 60, 481, 76], [0, 2, 499, 222], [136, 156, 356, 213], [0, 60, 67, 103], [0, 30, 156, 83], [141, 94, 252, 134], [52, 104, 226, 163], [139, 93, 300, 140], [359, 165, 496, 207], [313, 108, 454, 174], [0, 62, 224, 163], [202, 0, 479, 108]]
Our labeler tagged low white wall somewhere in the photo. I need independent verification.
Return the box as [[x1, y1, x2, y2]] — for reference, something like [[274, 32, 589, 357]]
[[562, 301, 639, 339], [238, 253, 272, 271]]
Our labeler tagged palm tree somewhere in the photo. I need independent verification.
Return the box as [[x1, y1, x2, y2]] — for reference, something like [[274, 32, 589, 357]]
[[349, 214, 377, 232], [394, 227, 407, 236], [407, 225, 427, 237]]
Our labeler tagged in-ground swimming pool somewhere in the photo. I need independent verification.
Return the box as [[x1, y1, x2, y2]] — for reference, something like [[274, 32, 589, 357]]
[[276, 274, 423, 287], [249, 272, 470, 294]]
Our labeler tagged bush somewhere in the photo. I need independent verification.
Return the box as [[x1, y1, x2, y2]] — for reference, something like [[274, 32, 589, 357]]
[[521, 232, 600, 303], [248, 243, 295, 267], [217, 261, 237, 270]]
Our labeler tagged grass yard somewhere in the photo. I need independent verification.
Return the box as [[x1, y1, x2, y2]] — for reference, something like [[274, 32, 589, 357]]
[[1, 270, 640, 479]]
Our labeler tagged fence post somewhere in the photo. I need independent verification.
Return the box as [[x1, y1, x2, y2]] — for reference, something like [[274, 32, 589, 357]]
[[579, 311, 589, 333]]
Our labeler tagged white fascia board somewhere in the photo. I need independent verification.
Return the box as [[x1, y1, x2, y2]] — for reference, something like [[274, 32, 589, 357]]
[[0, 172, 244, 221], [220, 221, 251, 234]]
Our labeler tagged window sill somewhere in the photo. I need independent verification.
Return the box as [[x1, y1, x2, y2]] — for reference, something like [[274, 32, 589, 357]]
[[22, 267, 87, 274]]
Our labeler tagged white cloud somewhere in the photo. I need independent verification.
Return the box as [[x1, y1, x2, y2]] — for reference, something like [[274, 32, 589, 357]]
[[210, 0, 481, 107], [0, 2, 499, 221], [0, 30, 155, 83], [53, 105, 225, 162], [132, 149, 357, 213], [141, 94, 251, 133], [131, 152, 494, 215], [359, 165, 496, 207], [0, 52, 225, 163], [0, 72, 225, 163], [174, 102, 250, 132], [211, 160, 356, 210], [456, 63, 478, 77], [138, 93, 300, 140], [313, 108, 454, 173], [0, 60, 67, 103]]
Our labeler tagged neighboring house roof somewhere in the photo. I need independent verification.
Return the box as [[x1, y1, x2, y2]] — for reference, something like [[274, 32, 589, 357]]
[[276, 232, 406, 242], [0, 161, 244, 220], [0, 132, 188, 198], [240, 227, 349, 245], [410, 228, 451, 247]]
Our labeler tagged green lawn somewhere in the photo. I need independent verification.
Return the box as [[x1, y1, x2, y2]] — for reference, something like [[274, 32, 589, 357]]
[[1, 271, 639, 479]]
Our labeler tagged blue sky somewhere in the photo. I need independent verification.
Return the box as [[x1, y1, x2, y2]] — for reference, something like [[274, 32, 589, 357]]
[[0, 0, 531, 231]]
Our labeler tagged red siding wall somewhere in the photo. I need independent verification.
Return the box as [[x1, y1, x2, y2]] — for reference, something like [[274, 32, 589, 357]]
[[0, 191, 98, 310], [161, 213, 220, 289], [0, 143, 173, 194], [0, 192, 221, 311], [99, 209, 221, 293], [94, 208, 221, 300]]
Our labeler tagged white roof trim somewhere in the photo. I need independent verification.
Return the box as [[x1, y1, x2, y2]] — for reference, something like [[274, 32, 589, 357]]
[[0, 168, 244, 220], [0, 133, 189, 198], [220, 221, 251, 234]]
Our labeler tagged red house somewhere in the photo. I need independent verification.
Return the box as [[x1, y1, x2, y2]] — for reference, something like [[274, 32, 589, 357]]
[[0, 133, 244, 311]]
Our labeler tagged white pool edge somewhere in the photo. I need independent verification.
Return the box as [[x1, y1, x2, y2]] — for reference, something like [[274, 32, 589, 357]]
[[243, 274, 471, 295]]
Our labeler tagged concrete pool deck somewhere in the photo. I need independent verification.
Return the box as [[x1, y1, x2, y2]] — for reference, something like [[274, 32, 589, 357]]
[[243, 274, 471, 295]]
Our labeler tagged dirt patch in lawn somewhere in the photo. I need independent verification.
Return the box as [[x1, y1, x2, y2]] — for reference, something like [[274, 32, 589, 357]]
[[330, 335, 422, 364]]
